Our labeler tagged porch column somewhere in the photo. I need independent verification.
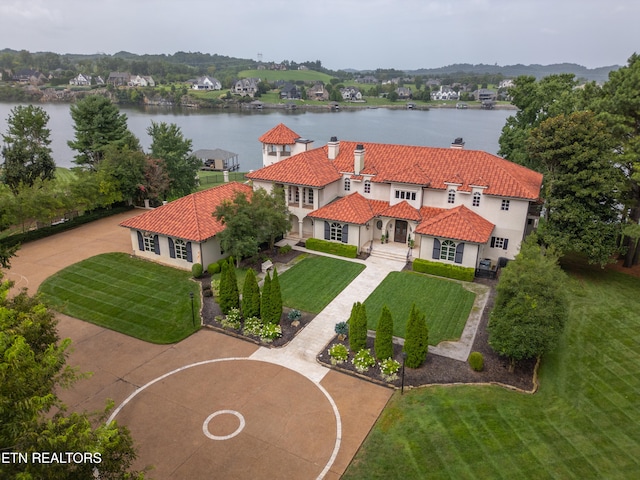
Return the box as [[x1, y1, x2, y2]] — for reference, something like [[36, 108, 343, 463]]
[[298, 219, 304, 238]]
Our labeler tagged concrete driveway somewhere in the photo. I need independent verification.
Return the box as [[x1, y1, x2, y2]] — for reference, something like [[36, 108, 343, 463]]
[[3, 211, 392, 479]]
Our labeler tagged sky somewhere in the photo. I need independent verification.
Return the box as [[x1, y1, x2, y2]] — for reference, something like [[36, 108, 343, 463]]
[[0, 0, 636, 71]]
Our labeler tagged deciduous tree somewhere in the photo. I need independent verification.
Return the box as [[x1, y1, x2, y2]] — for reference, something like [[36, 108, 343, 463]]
[[527, 111, 624, 265], [0, 275, 143, 479], [147, 121, 200, 198], [488, 235, 569, 371]]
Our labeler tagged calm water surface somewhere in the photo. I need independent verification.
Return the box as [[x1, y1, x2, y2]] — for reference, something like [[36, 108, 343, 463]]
[[0, 103, 514, 171]]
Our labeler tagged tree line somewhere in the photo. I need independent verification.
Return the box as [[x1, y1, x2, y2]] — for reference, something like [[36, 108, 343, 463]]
[[498, 53, 640, 268], [0, 96, 202, 267]]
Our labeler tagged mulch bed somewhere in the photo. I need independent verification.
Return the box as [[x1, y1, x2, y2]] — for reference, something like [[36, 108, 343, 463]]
[[198, 249, 536, 392], [317, 277, 537, 392]]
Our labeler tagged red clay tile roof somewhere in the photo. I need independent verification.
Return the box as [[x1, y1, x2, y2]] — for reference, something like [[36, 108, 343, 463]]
[[119, 182, 252, 242], [246, 148, 342, 187], [252, 127, 542, 200], [380, 201, 422, 221], [308, 193, 387, 225], [258, 123, 301, 144], [331, 141, 542, 200], [415, 205, 495, 243]]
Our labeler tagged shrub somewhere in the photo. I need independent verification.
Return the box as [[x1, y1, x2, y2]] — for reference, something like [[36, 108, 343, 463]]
[[259, 323, 282, 342], [328, 343, 349, 365], [412, 258, 475, 282], [191, 263, 203, 278], [379, 358, 401, 382], [288, 309, 302, 321], [243, 316, 263, 337], [202, 285, 213, 297], [348, 302, 368, 353], [211, 279, 221, 297], [220, 308, 242, 330], [334, 321, 349, 337], [352, 348, 376, 373], [269, 268, 283, 325], [468, 351, 484, 371], [403, 303, 429, 368], [260, 271, 272, 322], [374, 306, 394, 361], [305, 238, 358, 258], [280, 244, 292, 254], [207, 262, 221, 275]]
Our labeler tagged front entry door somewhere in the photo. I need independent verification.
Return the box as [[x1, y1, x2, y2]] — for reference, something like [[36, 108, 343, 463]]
[[394, 220, 408, 243]]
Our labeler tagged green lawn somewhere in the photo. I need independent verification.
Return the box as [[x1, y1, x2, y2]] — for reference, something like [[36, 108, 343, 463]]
[[38, 253, 201, 344], [363, 271, 476, 344], [279, 256, 365, 313], [343, 261, 640, 479]]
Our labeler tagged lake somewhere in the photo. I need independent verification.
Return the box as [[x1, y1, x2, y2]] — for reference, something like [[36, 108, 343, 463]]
[[0, 103, 514, 171]]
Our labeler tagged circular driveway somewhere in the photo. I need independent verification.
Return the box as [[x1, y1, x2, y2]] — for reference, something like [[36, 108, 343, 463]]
[[109, 358, 340, 479]]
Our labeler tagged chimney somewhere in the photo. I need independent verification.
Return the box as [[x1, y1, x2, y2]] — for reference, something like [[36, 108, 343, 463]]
[[327, 136, 339, 160], [451, 137, 465, 149], [354, 144, 365, 175]]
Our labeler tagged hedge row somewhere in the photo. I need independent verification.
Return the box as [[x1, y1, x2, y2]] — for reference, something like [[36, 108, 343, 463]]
[[412, 258, 475, 282], [0, 205, 133, 249], [305, 238, 358, 258]]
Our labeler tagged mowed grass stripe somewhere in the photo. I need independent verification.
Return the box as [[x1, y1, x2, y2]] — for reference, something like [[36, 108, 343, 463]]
[[38, 253, 199, 344], [363, 271, 475, 343], [279, 256, 365, 313], [344, 263, 640, 479]]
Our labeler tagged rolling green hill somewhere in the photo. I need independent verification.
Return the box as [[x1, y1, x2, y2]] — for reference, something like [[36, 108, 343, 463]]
[[237, 69, 334, 83]]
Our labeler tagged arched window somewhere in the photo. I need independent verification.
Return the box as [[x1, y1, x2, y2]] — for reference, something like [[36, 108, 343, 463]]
[[364, 180, 371, 194], [447, 189, 456, 204], [344, 177, 351, 192], [440, 240, 456, 262], [472, 192, 481, 207], [330, 222, 342, 241]]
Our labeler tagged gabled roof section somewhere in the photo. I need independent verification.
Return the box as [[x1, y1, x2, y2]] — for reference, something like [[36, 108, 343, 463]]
[[380, 201, 422, 221], [258, 123, 300, 144], [415, 205, 494, 244], [119, 182, 252, 242], [246, 149, 341, 187], [308, 193, 386, 225]]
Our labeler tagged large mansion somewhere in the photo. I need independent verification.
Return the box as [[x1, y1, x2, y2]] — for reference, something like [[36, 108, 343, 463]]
[[121, 123, 542, 272], [247, 124, 542, 269]]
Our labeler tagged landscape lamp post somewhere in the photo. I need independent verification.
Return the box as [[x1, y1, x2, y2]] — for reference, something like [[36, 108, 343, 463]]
[[189, 291, 195, 328], [401, 351, 407, 395]]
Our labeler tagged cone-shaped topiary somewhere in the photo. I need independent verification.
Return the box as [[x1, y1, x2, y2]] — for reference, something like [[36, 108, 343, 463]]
[[242, 268, 261, 319], [227, 257, 239, 311], [349, 302, 368, 352], [260, 271, 272, 324], [403, 303, 429, 368], [269, 268, 283, 325], [218, 259, 231, 314], [374, 305, 394, 361]]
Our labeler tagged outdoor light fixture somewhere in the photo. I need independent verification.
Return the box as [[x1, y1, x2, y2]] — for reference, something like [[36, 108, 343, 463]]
[[189, 291, 195, 328], [401, 351, 407, 395]]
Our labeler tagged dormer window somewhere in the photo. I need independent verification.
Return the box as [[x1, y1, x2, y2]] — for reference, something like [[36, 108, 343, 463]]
[[448, 189, 456, 204]]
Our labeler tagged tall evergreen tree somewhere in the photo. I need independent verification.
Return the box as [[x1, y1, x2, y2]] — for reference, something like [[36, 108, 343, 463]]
[[1, 105, 55, 194], [218, 259, 231, 314], [349, 302, 368, 352], [403, 303, 429, 368], [269, 268, 283, 325], [68, 95, 139, 170], [227, 257, 239, 311], [374, 305, 394, 361], [260, 272, 272, 323], [241, 268, 261, 318]]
